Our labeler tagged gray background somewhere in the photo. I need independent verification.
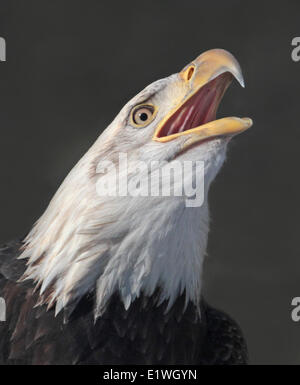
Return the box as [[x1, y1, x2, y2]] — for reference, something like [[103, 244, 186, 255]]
[[0, 0, 299, 364]]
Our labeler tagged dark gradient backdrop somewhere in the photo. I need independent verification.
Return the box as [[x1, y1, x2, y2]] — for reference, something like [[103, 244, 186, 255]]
[[0, 0, 299, 365]]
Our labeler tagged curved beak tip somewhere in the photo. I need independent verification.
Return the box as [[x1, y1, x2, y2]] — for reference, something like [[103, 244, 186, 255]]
[[238, 75, 245, 88], [189, 48, 246, 89]]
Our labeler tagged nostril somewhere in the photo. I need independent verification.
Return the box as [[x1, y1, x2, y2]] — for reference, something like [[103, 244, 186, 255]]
[[186, 65, 195, 81]]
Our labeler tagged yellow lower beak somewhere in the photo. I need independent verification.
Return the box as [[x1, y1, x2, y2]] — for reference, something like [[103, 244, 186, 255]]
[[153, 49, 252, 148], [181, 117, 253, 150]]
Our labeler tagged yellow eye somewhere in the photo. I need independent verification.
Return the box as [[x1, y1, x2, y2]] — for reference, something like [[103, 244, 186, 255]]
[[131, 105, 156, 127]]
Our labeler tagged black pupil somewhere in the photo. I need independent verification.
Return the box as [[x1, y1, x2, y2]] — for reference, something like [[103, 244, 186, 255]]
[[139, 112, 148, 121]]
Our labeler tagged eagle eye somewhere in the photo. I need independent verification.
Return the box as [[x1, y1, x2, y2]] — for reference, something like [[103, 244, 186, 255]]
[[131, 105, 156, 127]]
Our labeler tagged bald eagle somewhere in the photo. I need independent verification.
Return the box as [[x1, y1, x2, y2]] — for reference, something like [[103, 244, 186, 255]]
[[0, 49, 252, 365]]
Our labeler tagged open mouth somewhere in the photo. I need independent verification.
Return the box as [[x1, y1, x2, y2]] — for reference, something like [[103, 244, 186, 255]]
[[156, 72, 233, 139], [152, 49, 252, 147]]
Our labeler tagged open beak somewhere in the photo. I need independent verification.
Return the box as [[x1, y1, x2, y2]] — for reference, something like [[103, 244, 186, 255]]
[[152, 49, 252, 150]]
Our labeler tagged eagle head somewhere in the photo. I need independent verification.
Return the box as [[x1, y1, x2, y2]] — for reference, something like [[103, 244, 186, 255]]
[[20, 49, 252, 319]]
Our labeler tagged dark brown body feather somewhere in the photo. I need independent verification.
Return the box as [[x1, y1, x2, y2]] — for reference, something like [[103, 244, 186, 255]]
[[0, 240, 248, 365]]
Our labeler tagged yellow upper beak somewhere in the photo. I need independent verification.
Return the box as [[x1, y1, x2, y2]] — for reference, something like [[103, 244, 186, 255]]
[[152, 49, 252, 148]]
